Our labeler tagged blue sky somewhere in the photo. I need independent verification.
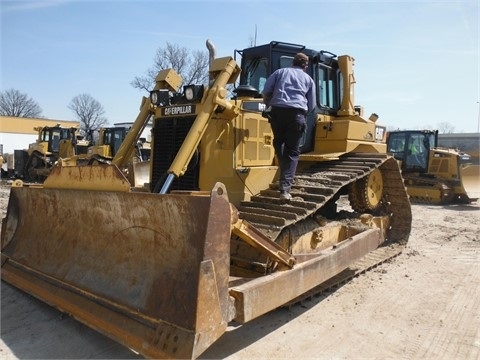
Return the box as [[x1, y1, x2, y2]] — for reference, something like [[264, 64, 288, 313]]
[[1, 0, 479, 132]]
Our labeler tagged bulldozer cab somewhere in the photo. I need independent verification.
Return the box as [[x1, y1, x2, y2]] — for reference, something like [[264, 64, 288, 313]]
[[101, 126, 128, 157], [235, 41, 343, 153], [235, 41, 341, 113], [387, 130, 436, 172], [235, 41, 386, 156], [34, 125, 76, 154], [86, 126, 129, 160]]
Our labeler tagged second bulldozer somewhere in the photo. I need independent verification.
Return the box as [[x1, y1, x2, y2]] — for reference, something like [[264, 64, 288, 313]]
[[14, 124, 89, 182], [387, 129, 479, 203], [58, 125, 151, 187], [85, 126, 150, 164], [1, 40, 412, 359]]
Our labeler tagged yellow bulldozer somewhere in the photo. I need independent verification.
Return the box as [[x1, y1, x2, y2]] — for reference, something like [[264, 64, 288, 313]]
[[1, 40, 412, 359], [85, 126, 150, 162], [85, 126, 130, 162], [57, 125, 151, 187], [15, 124, 90, 182], [86, 125, 151, 164], [86, 125, 151, 186], [386, 129, 479, 203]]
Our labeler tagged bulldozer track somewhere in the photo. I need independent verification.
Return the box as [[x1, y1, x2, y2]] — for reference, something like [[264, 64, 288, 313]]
[[233, 153, 411, 288], [403, 174, 472, 204], [238, 153, 412, 244], [229, 152, 413, 310]]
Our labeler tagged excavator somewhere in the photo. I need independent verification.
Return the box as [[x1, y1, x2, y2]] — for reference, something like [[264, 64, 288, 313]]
[[1, 40, 412, 359], [386, 129, 479, 203]]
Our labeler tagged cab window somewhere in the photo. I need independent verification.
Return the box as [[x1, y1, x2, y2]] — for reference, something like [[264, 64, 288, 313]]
[[316, 64, 340, 110], [243, 58, 268, 93]]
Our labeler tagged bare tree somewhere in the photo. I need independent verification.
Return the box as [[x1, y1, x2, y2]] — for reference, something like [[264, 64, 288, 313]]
[[131, 42, 209, 92], [0, 88, 42, 117], [68, 94, 108, 134], [437, 122, 455, 134]]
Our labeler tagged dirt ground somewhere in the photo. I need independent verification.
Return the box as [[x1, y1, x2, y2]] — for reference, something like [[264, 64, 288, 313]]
[[0, 183, 479, 360]]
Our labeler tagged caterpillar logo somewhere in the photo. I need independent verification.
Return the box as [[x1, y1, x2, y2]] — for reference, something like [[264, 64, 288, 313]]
[[162, 105, 196, 116]]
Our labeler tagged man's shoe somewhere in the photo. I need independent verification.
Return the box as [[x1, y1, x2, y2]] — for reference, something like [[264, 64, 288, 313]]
[[279, 191, 292, 200]]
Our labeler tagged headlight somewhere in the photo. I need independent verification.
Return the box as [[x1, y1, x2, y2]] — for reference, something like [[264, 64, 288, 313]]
[[185, 87, 194, 101], [149, 90, 170, 106], [183, 85, 204, 102], [150, 91, 158, 104]]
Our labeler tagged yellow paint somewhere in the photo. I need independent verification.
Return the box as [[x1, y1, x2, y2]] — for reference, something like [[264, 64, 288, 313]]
[[0, 116, 79, 134]]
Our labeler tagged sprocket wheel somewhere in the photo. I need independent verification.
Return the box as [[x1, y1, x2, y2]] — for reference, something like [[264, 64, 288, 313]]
[[348, 168, 384, 212]]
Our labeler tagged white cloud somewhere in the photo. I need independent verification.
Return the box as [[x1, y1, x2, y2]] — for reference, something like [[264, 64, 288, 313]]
[[1, 0, 73, 13]]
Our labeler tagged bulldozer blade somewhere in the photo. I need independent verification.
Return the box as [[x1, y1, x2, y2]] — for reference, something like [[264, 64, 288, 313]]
[[461, 164, 480, 201], [1, 183, 232, 359], [132, 160, 151, 188]]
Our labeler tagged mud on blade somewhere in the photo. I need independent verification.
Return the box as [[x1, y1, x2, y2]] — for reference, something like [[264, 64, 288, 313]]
[[1, 183, 232, 359]]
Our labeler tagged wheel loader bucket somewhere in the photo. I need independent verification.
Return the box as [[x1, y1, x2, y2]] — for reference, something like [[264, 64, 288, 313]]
[[1, 183, 232, 359], [461, 164, 480, 201]]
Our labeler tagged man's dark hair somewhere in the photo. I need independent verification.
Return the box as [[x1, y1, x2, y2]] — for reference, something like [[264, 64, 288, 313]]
[[293, 53, 309, 67]]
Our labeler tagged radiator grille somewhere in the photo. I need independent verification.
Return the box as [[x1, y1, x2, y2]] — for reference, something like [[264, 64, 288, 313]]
[[150, 116, 200, 192]]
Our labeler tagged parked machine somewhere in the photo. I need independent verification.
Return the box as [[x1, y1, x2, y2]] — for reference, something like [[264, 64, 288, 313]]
[[1, 40, 412, 359], [386, 129, 478, 203], [86, 126, 151, 163], [86, 126, 150, 186], [12, 124, 90, 182], [85, 126, 129, 162], [56, 126, 150, 187]]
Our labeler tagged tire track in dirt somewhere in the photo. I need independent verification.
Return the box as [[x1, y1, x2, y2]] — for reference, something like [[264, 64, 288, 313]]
[[413, 257, 480, 359], [401, 241, 480, 360]]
